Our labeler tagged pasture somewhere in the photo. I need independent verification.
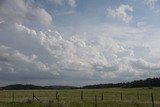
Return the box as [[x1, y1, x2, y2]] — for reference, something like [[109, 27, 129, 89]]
[[0, 87, 160, 107]]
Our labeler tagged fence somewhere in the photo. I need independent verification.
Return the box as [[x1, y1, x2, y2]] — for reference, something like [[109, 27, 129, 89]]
[[0, 89, 160, 107]]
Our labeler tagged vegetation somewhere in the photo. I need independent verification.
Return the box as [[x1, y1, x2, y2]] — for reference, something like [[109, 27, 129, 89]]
[[83, 78, 160, 89], [0, 87, 160, 107], [0, 84, 77, 90], [1, 78, 160, 90], [1, 78, 160, 106]]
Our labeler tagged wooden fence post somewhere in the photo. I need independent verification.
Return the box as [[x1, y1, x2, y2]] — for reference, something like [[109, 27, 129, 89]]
[[81, 91, 83, 100], [151, 93, 154, 107], [32, 92, 34, 101], [56, 91, 58, 100], [101, 93, 103, 100], [57, 94, 60, 107], [137, 92, 139, 100], [120, 92, 123, 100], [95, 95, 97, 107]]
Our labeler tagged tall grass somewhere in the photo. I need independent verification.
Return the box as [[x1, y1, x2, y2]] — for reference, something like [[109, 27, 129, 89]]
[[0, 87, 160, 107]]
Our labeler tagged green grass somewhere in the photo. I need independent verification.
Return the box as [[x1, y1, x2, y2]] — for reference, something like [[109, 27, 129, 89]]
[[0, 87, 160, 107]]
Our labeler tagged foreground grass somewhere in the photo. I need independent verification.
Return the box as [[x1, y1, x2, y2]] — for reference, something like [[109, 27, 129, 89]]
[[0, 102, 43, 107], [0, 101, 159, 107], [0, 87, 160, 107]]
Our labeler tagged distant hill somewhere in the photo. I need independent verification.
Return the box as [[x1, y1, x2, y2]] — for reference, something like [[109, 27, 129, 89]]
[[1, 84, 43, 90], [1, 78, 160, 90], [1, 84, 77, 90], [82, 78, 160, 89]]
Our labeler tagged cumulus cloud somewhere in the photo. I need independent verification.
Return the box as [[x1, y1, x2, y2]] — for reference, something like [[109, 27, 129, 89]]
[[14, 22, 160, 82], [1, 17, 160, 85], [0, 45, 57, 82], [0, 0, 160, 86], [2, 16, 160, 85], [131, 58, 160, 71], [107, 4, 133, 23], [0, 0, 53, 27], [14, 23, 109, 75]]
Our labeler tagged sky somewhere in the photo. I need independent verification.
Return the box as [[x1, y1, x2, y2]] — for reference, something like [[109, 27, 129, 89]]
[[0, 0, 160, 86]]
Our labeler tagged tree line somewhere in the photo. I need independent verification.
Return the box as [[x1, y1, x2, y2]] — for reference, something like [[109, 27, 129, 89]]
[[1, 78, 160, 90]]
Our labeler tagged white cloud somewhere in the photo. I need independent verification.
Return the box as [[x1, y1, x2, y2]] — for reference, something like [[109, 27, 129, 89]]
[[107, 4, 133, 23], [0, 0, 53, 27], [1, 20, 160, 85], [1, 0, 160, 86], [14, 23, 160, 82], [14, 24, 109, 74], [15, 23, 37, 36], [32, 7, 53, 27], [0, 45, 58, 83], [131, 58, 160, 71], [0, 45, 50, 72]]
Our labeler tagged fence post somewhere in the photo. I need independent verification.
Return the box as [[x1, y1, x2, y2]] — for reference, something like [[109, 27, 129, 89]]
[[55, 91, 60, 107], [81, 91, 83, 100], [101, 93, 103, 100], [120, 92, 123, 100], [32, 92, 34, 101], [95, 95, 97, 107], [151, 93, 154, 107], [56, 91, 59, 100], [137, 92, 139, 100], [57, 94, 60, 107]]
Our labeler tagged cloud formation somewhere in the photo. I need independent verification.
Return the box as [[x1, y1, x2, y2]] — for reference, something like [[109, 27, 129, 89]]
[[0, 45, 56, 82], [0, 0, 160, 86], [1, 20, 159, 85], [0, 0, 52, 27], [107, 4, 133, 23]]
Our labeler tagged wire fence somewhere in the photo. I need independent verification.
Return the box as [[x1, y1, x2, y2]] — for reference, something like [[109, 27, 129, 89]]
[[0, 90, 160, 107]]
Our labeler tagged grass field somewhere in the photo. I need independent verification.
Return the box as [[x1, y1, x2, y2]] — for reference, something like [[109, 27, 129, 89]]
[[0, 87, 160, 107]]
